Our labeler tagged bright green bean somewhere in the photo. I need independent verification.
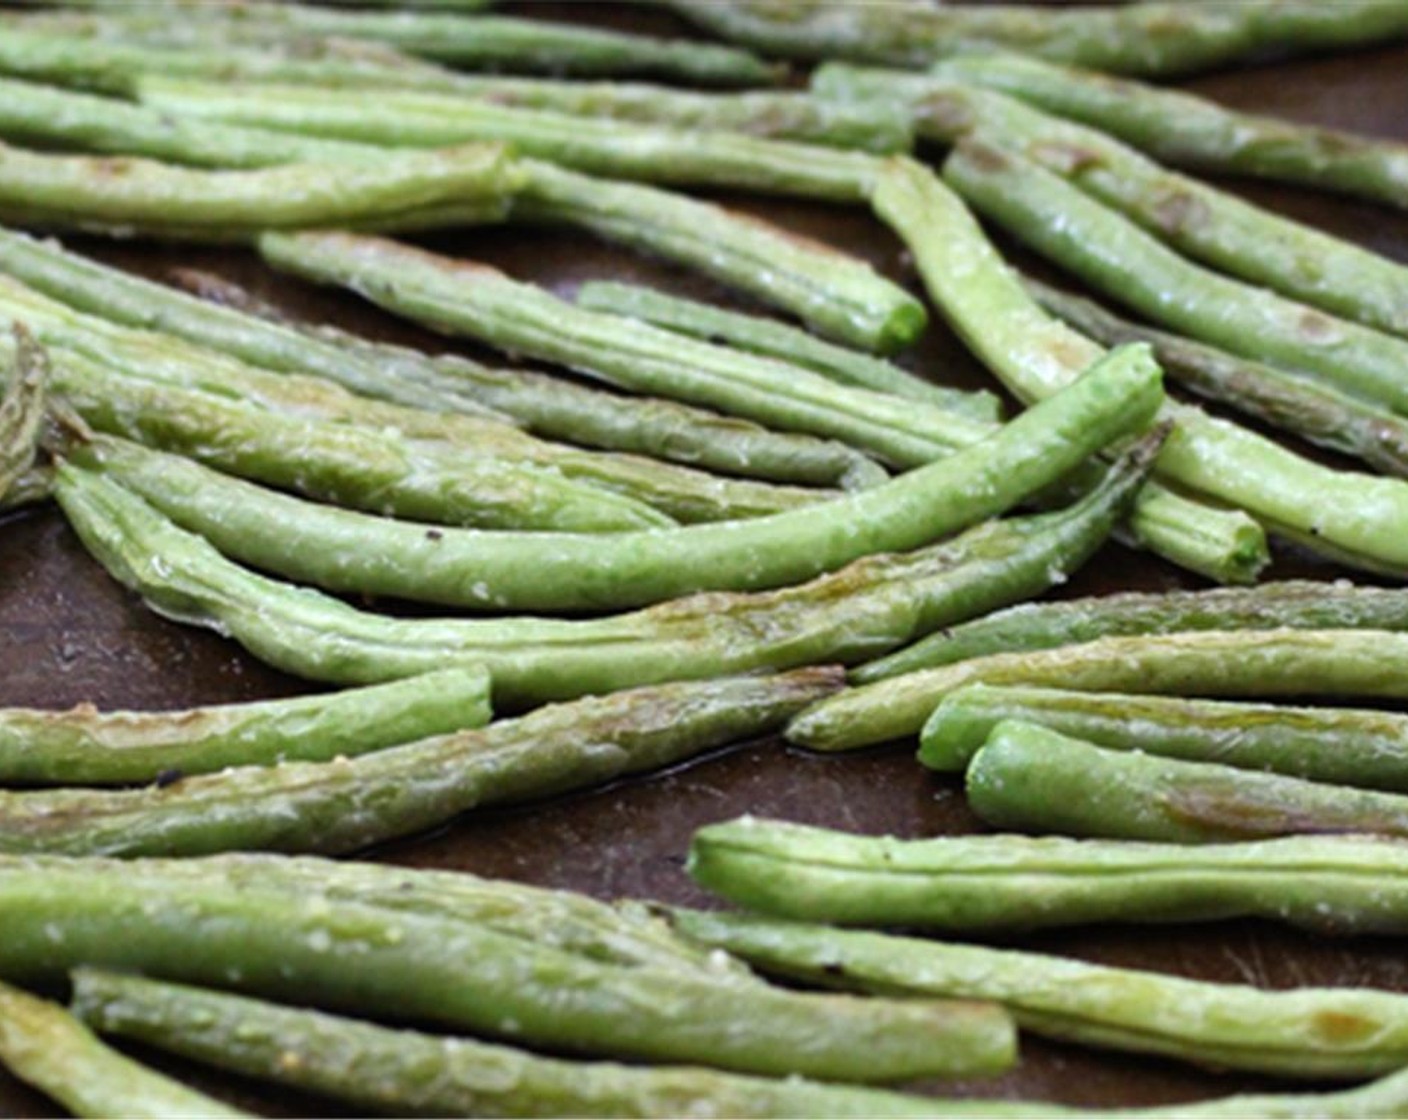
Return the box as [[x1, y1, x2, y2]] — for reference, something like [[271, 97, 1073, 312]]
[[794, 628, 1408, 754], [674, 908, 1408, 1080], [861, 580, 1408, 682], [136, 78, 882, 203], [57, 430, 1152, 703], [0, 668, 490, 786], [686, 816, 1408, 934], [923, 686, 1408, 787], [968, 721, 1408, 844], [58, 335, 1165, 613], [0, 978, 247, 1119], [575, 280, 996, 416], [933, 51, 1408, 213], [870, 154, 1267, 584], [0, 853, 1014, 1081]]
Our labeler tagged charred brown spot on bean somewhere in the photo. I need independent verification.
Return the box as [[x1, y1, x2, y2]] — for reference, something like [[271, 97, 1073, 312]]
[[1032, 141, 1104, 176], [1150, 188, 1210, 237], [1297, 310, 1343, 345], [961, 141, 1014, 176]]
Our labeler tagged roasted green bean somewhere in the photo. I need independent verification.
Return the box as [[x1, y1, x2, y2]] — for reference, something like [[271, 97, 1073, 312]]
[[933, 51, 1408, 213], [0, 667, 490, 786], [923, 686, 1408, 787], [687, 816, 1408, 934], [0, 853, 1015, 1081], [575, 280, 996, 416], [674, 908, 1408, 1079], [59, 337, 1164, 614], [0, 978, 247, 1119], [870, 155, 1267, 584], [58, 429, 1152, 702], [861, 580, 1408, 682], [0, 324, 44, 504], [968, 720, 1408, 844], [799, 628, 1408, 754]]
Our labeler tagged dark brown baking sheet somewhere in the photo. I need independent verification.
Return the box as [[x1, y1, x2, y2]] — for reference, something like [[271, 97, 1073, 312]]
[[3, 3, 1408, 1114]]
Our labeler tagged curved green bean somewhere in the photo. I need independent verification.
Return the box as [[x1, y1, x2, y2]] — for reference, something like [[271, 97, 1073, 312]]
[[870, 155, 1267, 585], [941, 139, 1408, 575], [575, 280, 996, 417], [665, 0, 1408, 76], [674, 908, 1408, 1080], [0, 854, 1015, 1081], [686, 816, 1408, 934], [923, 686, 1408, 786], [861, 580, 1408, 682], [258, 231, 991, 469], [138, 78, 881, 203], [1027, 277, 1408, 477], [0, 667, 490, 786], [0, 324, 44, 504], [0, 228, 872, 489], [795, 628, 1408, 754], [0, 466, 51, 513], [933, 51, 1408, 213], [58, 337, 1165, 614], [0, 138, 519, 240], [0, 978, 247, 1119], [969, 721, 1408, 844], [57, 428, 1152, 703]]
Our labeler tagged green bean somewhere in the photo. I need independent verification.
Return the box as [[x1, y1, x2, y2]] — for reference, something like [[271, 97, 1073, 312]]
[[0, 78, 921, 355], [0, 668, 490, 787], [1027, 277, 1408, 476], [0, 272, 821, 524], [57, 428, 1152, 701], [686, 815, 1408, 934], [46, 347, 672, 534], [861, 580, 1408, 683], [870, 155, 1267, 584], [257, 231, 992, 469], [0, 26, 462, 96], [515, 162, 925, 353], [61, 330, 1164, 613], [794, 628, 1408, 754], [0, 228, 872, 489], [924, 687, 1408, 786], [150, 854, 749, 979], [575, 280, 996, 417], [0, 978, 247, 1119], [932, 51, 1408, 213], [136, 78, 881, 203], [969, 720, 1408, 845], [0, 466, 51, 513], [71, 969, 1008, 1118], [673, 908, 1408, 1080], [0, 138, 519, 240], [0, 854, 1014, 1081], [940, 139, 1408, 576], [665, 0, 1408, 77], [945, 137, 1408, 414], [0, 665, 847, 858], [0, 324, 44, 504], [22, 1, 781, 85], [818, 65, 1408, 342]]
